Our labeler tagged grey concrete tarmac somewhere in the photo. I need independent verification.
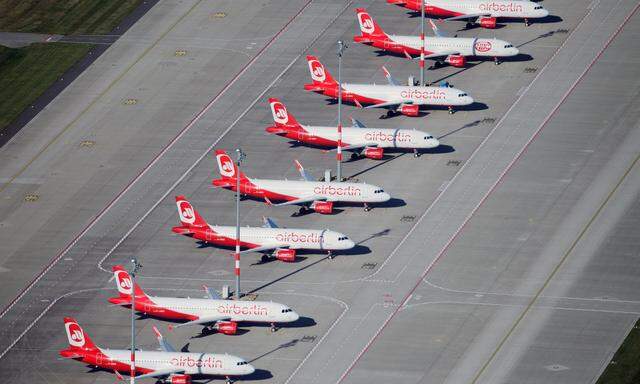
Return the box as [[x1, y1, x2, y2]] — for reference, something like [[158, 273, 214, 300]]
[[1, 0, 639, 383]]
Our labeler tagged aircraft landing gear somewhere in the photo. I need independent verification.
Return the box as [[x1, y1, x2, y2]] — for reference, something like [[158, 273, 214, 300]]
[[298, 206, 309, 215], [524, 18, 530, 26], [364, 203, 372, 212], [494, 56, 501, 65], [226, 376, 232, 384], [448, 106, 455, 115], [351, 152, 359, 160], [328, 251, 334, 260], [413, 149, 421, 158], [466, 22, 474, 29], [270, 323, 278, 332]]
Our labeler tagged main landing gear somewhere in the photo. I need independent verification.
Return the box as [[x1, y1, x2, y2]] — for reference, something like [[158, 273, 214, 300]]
[[465, 21, 474, 29], [298, 206, 310, 215], [350, 152, 360, 160]]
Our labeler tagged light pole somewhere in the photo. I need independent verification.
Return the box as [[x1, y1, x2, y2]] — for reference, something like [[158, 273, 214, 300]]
[[129, 258, 142, 384], [337, 40, 346, 182], [234, 148, 245, 300], [420, 1, 426, 85]]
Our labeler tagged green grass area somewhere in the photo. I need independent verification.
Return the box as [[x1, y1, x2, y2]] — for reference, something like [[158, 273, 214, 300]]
[[0, 0, 143, 35], [596, 318, 640, 384], [0, 43, 92, 130]]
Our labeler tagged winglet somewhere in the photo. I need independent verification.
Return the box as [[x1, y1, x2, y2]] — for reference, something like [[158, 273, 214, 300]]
[[381, 66, 400, 86], [264, 196, 273, 206], [263, 216, 279, 229], [153, 325, 176, 352], [115, 370, 125, 382], [203, 285, 220, 300], [294, 160, 312, 181]]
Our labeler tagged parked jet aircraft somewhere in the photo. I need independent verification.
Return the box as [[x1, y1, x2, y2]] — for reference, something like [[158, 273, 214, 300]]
[[59, 317, 254, 384], [108, 265, 299, 332], [387, 0, 549, 27], [353, 8, 519, 66], [172, 195, 355, 259], [304, 55, 474, 115], [211, 149, 390, 212], [266, 97, 439, 158]]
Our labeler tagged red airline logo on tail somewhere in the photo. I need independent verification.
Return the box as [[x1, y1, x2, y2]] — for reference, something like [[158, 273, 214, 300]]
[[270, 101, 289, 125], [178, 200, 196, 224], [65, 322, 85, 347], [309, 59, 326, 82], [358, 12, 375, 34], [115, 270, 133, 294], [216, 153, 236, 178]]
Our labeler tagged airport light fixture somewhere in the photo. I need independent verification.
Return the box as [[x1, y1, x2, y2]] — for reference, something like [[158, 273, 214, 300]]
[[129, 258, 142, 384], [337, 40, 347, 182], [234, 148, 246, 300], [420, 1, 426, 86]]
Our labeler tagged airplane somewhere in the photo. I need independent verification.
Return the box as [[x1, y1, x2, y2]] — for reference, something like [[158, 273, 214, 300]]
[[59, 317, 254, 384], [303, 55, 474, 116], [211, 149, 391, 212], [353, 8, 519, 66], [265, 97, 440, 159], [172, 195, 355, 259], [108, 265, 300, 333], [386, 0, 550, 28]]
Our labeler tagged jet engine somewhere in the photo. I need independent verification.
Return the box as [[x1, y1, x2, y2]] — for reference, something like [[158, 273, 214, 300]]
[[169, 374, 192, 384], [215, 321, 238, 335], [275, 249, 296, 262], [363, 147, 384, 160], [399, 104, 420, 117], [446, 54, 466, 68], [311, 201, 334, 214], [479, 17, 497, 29]]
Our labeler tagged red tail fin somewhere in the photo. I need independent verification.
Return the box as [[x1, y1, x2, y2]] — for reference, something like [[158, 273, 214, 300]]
[[63, 317, 99, 351], [268, 98, 301, 127], [214, 150, 249, 181], [355, 8, 386, 37], [175, 196, 208, 228], [306, 55, 337, 85], [111, 265, 148, 299]]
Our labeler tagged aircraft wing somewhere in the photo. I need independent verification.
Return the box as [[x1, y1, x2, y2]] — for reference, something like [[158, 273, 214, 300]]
[[444, 12, 491, 22], [325, 142, 378, 152], [265, 195, 327, 207], [423, 50, 460, 59], [428, 19, 448, 37], [351, 117, 367, 128], [169, 315, 232, 329], [135, 368, 186, 380], [364, 100, 404, 110], [153, 326, 177, 352], [239, 243, 289, 254]]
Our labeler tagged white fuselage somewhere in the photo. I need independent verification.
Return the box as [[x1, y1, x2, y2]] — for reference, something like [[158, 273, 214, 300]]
[[98, 349, 254, 376], [429, 0, 549, 19], [390, 35, 519, 58], [211, 224, 355, 250], [149, 297, 300, 323], [343, 83, 474, 106], [250, 178, 391, 204], [302, 125, 440, 149]]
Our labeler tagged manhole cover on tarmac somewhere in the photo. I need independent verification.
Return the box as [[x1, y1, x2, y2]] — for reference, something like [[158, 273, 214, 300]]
[[24, 194, 39, 202], [123, 98, 138, 105], [544, 364, 569, 372]]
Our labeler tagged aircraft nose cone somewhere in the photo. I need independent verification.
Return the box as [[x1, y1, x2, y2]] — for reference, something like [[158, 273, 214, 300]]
[[511, 47, 520, 56], [464, 96, 474, 105], [428, 138, 440, 148], [246, 364, 256, 375], [541, 8, 549, 17], [345, 239, 356, 249], [381, 192, 391, 202], [290, 311, 300, 322]]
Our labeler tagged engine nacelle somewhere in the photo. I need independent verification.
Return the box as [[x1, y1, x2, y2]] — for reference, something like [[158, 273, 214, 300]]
[[446, 54, 466, 68], [399, 104, 420, 117], [363, 147, 384, 160], [275, 249, 296, 262], [216, 321, 238, 335], [169, 374, 192, 384], [479, 17, 497, 29], [311, 201, 334, 214]]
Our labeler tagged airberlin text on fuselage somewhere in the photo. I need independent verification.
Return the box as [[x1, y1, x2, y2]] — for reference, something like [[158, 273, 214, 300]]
[[217, 303, 269, 316], [400, 89, 446, 100], [171, 356, 223, 369], [275, 232, 321, 243], [313, 185, 362, 196], [365, 131, 411, 143], [478, 2, 523, 12]]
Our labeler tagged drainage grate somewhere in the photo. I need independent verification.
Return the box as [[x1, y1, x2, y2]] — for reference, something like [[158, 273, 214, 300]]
[[175, 49, 187, 57], [361, 262, 377, 270], [24, 194, 39, 202], [301, 335, 316, 343], [447, 160, 462, 166], [524, 67, 538, 73], [123, 98, 138, 105], [400, 215, 415, 222], [79, 140, 95, 147]]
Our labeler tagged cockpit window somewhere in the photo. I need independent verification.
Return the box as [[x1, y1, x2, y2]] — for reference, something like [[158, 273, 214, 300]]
[[534, 5, 543, 9], [425, 135, 434, 140], [504, 44, 513, 48], [458, 93, 468, 97], [281, 308, 293, 313], [237, 361, 249, 366], [338, 236, 349, 241], [373, 189, 384, 194]]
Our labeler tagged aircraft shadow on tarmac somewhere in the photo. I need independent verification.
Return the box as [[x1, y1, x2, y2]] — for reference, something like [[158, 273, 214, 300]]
[[249, 339, 300, 363]]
